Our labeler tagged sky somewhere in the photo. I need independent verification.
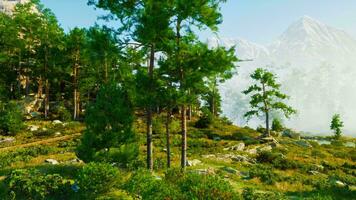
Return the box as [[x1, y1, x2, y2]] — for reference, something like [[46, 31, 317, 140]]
[[41, 0, 356, 45]]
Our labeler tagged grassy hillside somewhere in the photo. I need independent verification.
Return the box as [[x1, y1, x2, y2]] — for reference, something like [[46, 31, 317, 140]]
[[0, 117, 355, 199]]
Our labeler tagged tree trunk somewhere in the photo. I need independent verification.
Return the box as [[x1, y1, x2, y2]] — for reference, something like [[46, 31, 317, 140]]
[[146, 44, 155, 171], [44, 79, 49, 118], [37, 77, 43, 97], [181, 105, 187, 168], [262, 83, 270, 137], [166, 109, 171, 168], [73, 62, 78, 120], [188, 105, 192, 120], [265, 111, 270, 137]]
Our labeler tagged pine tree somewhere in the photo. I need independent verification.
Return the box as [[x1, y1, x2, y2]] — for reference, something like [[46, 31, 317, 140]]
[[330, 114, 343, 140], [243, 68, 296, 137]]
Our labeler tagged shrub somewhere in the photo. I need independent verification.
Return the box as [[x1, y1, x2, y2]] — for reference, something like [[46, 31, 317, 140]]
[[177, 173, 239, 200], [249, 164, 281, 185], [5, 169, 71, 200], [124, 169, 181, 200], [77, 162, 120, 195], [242, 188, 286, 200], [272, 118, 284, 132], [257, 151, 300, 170], [53, 102, 71, 122], [195, 110, 214, 128], [76, 83, 136, 164], [0, 101, 24, 135]]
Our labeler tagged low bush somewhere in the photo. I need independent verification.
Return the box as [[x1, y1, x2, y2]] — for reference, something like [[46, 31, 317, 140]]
[[195, 110, 214, 128], [257, 151, 300, 170], [249, 164, 281, 184], [124, 169, 181, 200], [5, 169, 71, 200], [242, 188, 286, 200], [0, 101, 24, 135], [177, 173, 239, 200], [77, 162, 120, 196]]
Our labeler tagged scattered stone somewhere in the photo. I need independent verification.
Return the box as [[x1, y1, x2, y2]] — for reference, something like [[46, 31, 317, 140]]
[[246, 148, 257, 154], [154, 175, 162, 180], [231, 155, 249, 162], [257, 145, 273, 152], [189, 168, 215, 175], [335, 180, 346, 187], [28, 125, 39, 132], [52, 120, 63, 125], [308, 170, 320, 175], [202, 154, 216, 159], [0, 137, 15, 143], [260, 137, 279, 145], [69, 158, 83, 163], [221, 167, 239, 175], [312, 164, 324, 171], [54, 132, 61, 136], [45, 159, 59, 165], [42, 127, 48, 131], [295, 140, 312, 148], [187, 159, 202, 167], [231, 143, 245, 151]]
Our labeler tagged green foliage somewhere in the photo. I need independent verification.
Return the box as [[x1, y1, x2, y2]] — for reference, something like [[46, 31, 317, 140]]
[[242, 188, 286, 200], [5, 169, 71, 200], [0, 145, 58, 168], [330, 114, 343, 140], [195, 109, 214, 128], [124, 169, 181, 200], [249, 164, 281, 184], [272, 118, 284, 132], [243, 68, 296, 136], [257, 151, 300, 170], [177, 173, 239, 200], [77, 83, 137, 164], [53, 102, 72, 122], [0, 101, 24, 135], [77, 163, 120, 196]]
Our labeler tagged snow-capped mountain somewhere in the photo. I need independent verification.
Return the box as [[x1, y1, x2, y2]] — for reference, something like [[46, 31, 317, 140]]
[[219, 16, 356, 136]]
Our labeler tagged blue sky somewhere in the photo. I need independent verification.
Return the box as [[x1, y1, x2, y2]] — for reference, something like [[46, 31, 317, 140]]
[[41, 0, 356, 44]]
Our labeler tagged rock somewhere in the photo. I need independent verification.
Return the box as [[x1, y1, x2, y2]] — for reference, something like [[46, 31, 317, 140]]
[[231, 142, 245, 151], [45, 159, 59, 165], [260, 137, 279, 145], [189, 168, 215, 175], [246, 148, 257, 154], [0, 137, 15, 143], [69, 158, 83, 163], [202, 154, 216, 159], [295, 140, 312, 148], [163, 148, 167, 152], [257, 145, 273, 152], [54, 132, 61, 136], [187, 159, 202, 166], [52, 120, 63, 125], [213, 136, 221, 141], [335, 180, 346, 187], [309, 170, 320, 175], [231, 155, 249, 162], [312, 164, 324, 171], [42, 127, 48, 131], [154, 175, 162, 180], [28, 125, 39, 132], [221, 167, 238, 175]]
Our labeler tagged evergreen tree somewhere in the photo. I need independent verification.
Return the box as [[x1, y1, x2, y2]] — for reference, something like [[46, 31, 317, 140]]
[[330, 114, 343, 140], [243, 68, 296, 137], [66, 28, 87, 120], [77, 82, 137, 164]]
